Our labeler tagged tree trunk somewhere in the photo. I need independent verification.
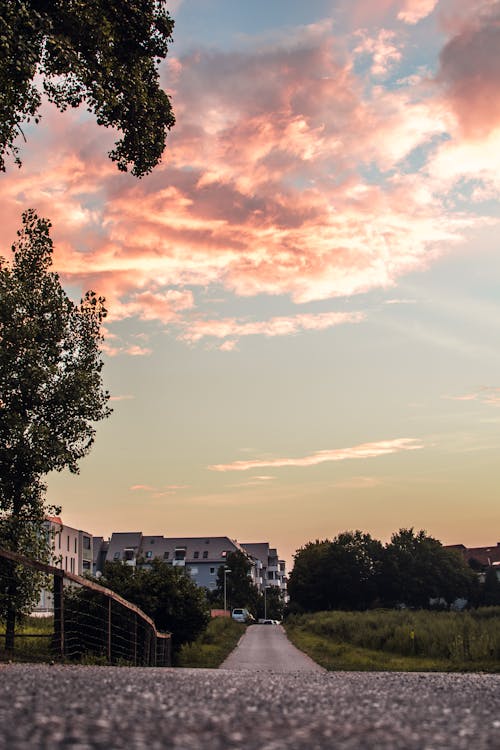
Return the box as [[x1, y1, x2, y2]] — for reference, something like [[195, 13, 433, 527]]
[[4, 559, 17, 651]]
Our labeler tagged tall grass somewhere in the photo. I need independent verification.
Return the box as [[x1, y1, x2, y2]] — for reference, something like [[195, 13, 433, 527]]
[[175, 616, 245, 668], [285, 608, 500, 672]]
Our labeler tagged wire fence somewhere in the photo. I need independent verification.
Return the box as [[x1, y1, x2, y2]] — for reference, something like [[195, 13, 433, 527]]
[[0, 548, 171, 666]]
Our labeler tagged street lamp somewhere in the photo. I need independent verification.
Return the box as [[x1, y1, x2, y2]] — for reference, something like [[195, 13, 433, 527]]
[[223, 567, 231, 614], [264, 586, 269, 620]]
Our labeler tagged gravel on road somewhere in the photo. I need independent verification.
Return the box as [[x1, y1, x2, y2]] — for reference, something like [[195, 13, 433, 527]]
[[1, 662, 499, 749]]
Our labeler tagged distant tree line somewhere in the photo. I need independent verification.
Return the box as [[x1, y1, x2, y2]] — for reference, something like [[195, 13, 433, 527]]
[[287, 528, 500, 613]]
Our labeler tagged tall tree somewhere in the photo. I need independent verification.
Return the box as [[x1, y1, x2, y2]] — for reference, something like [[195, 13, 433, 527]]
[[288, 532, 384, 613], [215, 550, 258, 614], [0, 209, 111, 646], [0, 0, 175, 176], [380, 528, 474, 608]]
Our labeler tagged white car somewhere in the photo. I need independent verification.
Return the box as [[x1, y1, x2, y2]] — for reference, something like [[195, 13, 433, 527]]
[[232, 608, 252, 623]]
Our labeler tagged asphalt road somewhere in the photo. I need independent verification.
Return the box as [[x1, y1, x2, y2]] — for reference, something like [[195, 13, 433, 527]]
[[220, 623, 324, 672], [1, 627, 499, 749]]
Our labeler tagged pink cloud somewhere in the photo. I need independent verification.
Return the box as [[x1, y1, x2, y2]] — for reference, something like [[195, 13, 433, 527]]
[[109, 394, 134, 402], [354, 29, 403, 76], [180, 311, 364, 345], [208, 438, 424, 472], [437, 3, 500, 138], [398, 0, 438, 24], [0, 16, 496, 346], [445, 388, 500, 406]]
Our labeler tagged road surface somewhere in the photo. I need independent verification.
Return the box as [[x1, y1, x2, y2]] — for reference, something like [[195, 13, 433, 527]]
[[1, 626, 499, 749], [220, 622, 323, 671]]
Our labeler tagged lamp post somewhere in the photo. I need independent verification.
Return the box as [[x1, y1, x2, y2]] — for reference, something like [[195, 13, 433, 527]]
[[223, 567, 231, 614]]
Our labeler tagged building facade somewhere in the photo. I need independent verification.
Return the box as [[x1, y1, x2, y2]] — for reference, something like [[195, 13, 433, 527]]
[[95, 532, 287, 598]]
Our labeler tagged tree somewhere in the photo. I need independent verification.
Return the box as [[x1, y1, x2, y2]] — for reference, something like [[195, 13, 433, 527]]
[[0, 209, 110, 646], [288, 532, 384, 613], [0, 0, 175, 176], [379, 528, 474, 608], [102, 560, 210, 651], [215, 550, 258, 614], [256, 585, 284, 621]]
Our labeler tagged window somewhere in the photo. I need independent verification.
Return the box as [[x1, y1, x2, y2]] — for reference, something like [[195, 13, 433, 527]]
[[268, 571, 274, 580], [113, 551, 120, 560], [83, 560, 91, 571], [193, 551, 199, 559], [74, 538, 77, 553], [150, 539, 155, 544], [174, 548, 186, 561], [221, 550, 227, 558], [145, 551, 153, 559], [70, 558, 75, 573], [124, 549, 135, 561], [58, 534, 61, 549], [66, 536, 70, 551], [83, 536, 91, 550], [163, 551, 169, 560], [203, 551, 208, 559], [210, 567, 215, 575]]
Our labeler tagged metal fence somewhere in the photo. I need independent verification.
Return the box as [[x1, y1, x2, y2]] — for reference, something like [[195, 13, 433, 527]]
[[0, 548, 171, 666]]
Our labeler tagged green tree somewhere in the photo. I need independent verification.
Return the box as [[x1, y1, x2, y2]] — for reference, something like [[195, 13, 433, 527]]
[[0, 0, 175, 176], [256, 585, 284, 621], [215, 550, 258, 614], [288, 532, 384, 613], [102, 560, 210, 651], [0, 209, 110, 647], [380, 528, 474, 608]]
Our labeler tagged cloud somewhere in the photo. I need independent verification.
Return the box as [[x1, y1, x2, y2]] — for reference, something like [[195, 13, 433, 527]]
[[1, 14, 498, 347], [109, 394, 135, 402], [129, 484, 189, 498], [353, 29, 403, 76], [208, 438, 424, 472], [180, 310, 364, 345], [445, 388, 500, 407], [398, 0, 438, 24], [437, 3, 500, 138]]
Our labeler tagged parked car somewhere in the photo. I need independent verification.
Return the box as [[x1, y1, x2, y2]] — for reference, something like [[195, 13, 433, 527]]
[[232, 608, 253, 623]]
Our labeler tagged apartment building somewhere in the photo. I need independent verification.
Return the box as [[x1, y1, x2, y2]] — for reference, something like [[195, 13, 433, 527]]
[[241, 542, 287, 596], [35, 517, 93, 614], [96, 532, 287, 598]]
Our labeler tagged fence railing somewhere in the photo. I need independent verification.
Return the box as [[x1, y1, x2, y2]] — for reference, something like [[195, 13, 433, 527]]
[[0, 548, 171, 666]]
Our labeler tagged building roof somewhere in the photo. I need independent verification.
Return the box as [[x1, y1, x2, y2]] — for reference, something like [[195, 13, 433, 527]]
[[446, 542, 500, 567]]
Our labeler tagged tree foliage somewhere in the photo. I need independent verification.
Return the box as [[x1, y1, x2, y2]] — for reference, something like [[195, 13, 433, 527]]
[[0, 209, 110, 640], [215, 550, 259, 613], [0, 0, 175, 176], [102, 560, 210, 650], [288, 528, 476, 613], [288, 532, 384, 612]]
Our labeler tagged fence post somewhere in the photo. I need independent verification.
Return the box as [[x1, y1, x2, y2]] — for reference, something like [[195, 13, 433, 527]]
[[53, 571, 64, 658], [134, 614, 137, 666], [107, 598, 112, 663]]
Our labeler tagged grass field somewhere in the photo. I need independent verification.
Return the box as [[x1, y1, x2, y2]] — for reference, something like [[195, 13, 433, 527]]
[[285, 608, 500, 672], [175, 617, 245, 668], [0, 616, 54, 662]]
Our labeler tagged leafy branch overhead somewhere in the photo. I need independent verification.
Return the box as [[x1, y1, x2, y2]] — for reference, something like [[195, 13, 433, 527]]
[[0, 0, 175, 176]]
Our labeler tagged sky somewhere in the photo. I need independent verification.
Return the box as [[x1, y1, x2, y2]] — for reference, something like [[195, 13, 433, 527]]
[[2, 0, 500, 570]]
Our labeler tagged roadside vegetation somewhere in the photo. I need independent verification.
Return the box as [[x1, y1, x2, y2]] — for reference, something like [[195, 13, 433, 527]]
[[285, 608, 500, 672], [0, 616, 53, 662], [175, 617, 245, 668]]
